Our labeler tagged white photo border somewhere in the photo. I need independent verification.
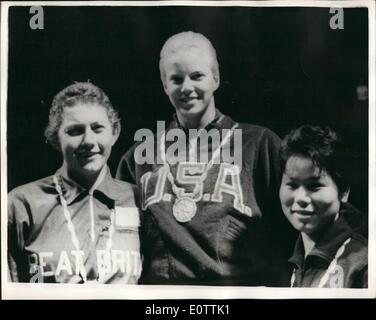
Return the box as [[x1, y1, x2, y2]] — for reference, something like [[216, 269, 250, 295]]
[[1, 0, 375, 300]]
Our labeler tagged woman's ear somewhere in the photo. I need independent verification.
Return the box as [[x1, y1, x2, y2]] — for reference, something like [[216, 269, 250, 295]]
[[340, 188, 350, 202], [213, 71, 220, 91], [162, 76, 170, 96], [160, 69, 169, 94], [112, 123, 121, 146], [49, 135, 62, 152], [163, 82, 168, 94]]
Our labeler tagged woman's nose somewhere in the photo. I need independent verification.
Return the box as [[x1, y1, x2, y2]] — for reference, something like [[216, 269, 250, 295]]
[[81, 128, 96, 147], [180, 76, 194, 93], [294, 186, 311, 207]]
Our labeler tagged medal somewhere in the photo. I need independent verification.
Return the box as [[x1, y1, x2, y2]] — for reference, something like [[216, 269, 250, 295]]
[[173, 197, 197, 223], [160, 123, 239, 223]]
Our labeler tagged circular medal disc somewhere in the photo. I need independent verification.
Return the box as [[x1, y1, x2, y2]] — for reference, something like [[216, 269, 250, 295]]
[[173, 197, 197, 223]]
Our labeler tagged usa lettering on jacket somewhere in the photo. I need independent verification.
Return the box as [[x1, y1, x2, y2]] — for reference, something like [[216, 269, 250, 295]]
[[140, 162, 253, 217]]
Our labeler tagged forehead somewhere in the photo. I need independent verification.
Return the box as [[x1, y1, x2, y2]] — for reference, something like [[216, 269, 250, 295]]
[[163, 47, 214, 70], [60, 103, 110, 124], [284, 155, 321, 179]]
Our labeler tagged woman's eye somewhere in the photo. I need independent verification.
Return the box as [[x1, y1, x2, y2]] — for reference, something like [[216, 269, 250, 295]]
[[66, 127, 84, 136], [191, 73, 204, 81], [92, 125, 105, 133], [307, 183, 323, 191], [284, 182, 297, 189], [170, 76, 183, 85]]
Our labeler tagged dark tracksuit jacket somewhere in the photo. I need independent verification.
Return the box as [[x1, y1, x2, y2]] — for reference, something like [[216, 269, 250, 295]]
[[289, 203, 368, 288], [117, 109, 296, 286]]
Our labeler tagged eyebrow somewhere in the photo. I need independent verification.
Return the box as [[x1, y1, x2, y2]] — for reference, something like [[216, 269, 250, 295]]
[[285, 175, 321, 182], [64, 121, 105, 128], [64, 123, 83, 129]]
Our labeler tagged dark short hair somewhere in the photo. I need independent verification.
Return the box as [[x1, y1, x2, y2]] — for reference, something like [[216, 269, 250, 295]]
[[280, 125, 352, 195], [44, 82, 120, 151]]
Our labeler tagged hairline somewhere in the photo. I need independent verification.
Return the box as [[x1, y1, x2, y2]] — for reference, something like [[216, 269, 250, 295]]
[[159, 37, 219, 85]]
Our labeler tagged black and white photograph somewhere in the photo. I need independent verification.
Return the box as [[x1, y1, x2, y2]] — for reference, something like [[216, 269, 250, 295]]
[[1, 0, 375, 300]]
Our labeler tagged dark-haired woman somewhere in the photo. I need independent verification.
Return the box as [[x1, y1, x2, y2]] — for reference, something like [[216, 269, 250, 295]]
[[279, 125, 368, 288]]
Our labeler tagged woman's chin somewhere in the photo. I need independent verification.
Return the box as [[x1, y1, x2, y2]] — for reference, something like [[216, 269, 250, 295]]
[[76, 161, 104, 175], [178, 106, 211, 122], [82, 165, 102, 174], [297, 224, 319, 236]]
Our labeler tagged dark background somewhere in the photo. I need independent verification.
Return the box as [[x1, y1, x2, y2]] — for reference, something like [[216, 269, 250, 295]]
[[7, 5, 369, 213]]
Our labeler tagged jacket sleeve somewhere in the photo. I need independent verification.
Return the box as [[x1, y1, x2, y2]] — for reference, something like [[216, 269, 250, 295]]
[[254, 128, 281, 199], [351, 264, 368, 288], [361, 267, 368, 288], [253, 128, 284, 225], [253, 128, 297, 285], [7, 191, 32, 282]]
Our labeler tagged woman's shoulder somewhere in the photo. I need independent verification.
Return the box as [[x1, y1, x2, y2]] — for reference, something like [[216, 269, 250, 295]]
[[348, 232, 368, 252], [332, 234, 368, 288], [337, 205, 368, 264], [111, 178, 135, 193], [8, 175, 55, 203], [111, 178, 138, 207], [239, 122, 270, 134], [339, 232, 368, 271], [238, 123, 281, 144], [7, 176, 57, 224], [340, 202, 368, 237]]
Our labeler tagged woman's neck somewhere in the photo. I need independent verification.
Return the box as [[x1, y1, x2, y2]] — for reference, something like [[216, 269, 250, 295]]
[[64, 164, 106, 191], [177, 99, 216, 129], [301, 213, 340, 258], [301, 233, 317, 258]]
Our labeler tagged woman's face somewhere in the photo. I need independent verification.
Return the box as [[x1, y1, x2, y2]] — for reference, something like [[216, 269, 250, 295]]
[[162, 47, 219, 122], [279, 155, 345, 237], [57, 103, 119, 181]]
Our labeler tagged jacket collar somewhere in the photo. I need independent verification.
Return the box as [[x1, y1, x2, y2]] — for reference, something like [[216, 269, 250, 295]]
[[54, 165, 124, 205], [340, 202, 368, 236], [169, 108, 235, 131], [288, 212, 354, 270]]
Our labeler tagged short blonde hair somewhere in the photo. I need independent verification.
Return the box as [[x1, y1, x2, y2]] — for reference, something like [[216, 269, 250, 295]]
[[159, 31, 219, 86]]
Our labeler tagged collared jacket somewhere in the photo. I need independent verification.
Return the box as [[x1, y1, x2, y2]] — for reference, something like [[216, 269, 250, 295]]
[[117, 110, 296, 286], [8, 166, 142, 284], [289, 203, 368, 288]]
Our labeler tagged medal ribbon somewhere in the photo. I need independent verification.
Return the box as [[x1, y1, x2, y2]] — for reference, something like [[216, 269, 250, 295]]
[[160, 123, 239, 199], [53, 175, 115, 283]]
